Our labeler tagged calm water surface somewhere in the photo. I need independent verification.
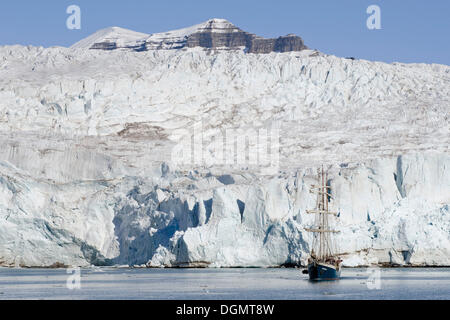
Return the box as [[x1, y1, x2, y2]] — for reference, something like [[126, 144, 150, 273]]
[[0, 267, 448, 300]]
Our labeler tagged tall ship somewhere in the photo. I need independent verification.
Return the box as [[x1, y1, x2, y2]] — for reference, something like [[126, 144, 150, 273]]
[[305, 166, 342, 280]]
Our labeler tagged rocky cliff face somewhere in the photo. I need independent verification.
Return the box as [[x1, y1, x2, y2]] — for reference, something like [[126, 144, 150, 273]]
[[248, 34, 307, 53], [72, 19, 307, 53]]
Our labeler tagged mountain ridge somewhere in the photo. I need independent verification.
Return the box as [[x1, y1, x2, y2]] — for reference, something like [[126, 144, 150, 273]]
[[71, 26, 150, 51], [71, 18, 307, 53]]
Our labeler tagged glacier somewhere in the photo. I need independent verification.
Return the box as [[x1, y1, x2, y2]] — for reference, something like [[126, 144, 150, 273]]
[[0, 43, 449, 267]]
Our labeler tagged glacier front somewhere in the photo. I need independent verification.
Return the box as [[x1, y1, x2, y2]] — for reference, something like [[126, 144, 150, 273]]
[[0, 44, 449, 267]]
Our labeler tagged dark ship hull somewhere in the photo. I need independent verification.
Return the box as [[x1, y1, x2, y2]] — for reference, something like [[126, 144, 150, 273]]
[[307, 261, 341, 281]]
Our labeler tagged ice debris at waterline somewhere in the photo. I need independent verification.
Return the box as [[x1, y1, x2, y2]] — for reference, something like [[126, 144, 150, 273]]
[[0, 35, 449, 267]]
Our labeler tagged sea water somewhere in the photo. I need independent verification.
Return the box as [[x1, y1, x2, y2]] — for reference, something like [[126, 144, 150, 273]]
[[0, 267, 448, 300]]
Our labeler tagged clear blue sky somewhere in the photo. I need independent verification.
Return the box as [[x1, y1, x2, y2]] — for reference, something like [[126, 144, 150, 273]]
[[1, 0, 449, 65]]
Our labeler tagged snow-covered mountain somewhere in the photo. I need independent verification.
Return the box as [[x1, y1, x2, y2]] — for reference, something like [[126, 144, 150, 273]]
[[72, 18, 307, 53], [0, 28, 449, 267], [145, 18, 243, 50], [71, 26, 150, 51]]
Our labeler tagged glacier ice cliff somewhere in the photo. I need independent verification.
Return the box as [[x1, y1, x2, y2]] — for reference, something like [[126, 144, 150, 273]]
[[0, 153, 448, 267], [0, 44, 449, 267]]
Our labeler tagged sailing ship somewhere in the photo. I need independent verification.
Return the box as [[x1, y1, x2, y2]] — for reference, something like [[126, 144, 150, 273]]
[[304, 166, 342, 280]]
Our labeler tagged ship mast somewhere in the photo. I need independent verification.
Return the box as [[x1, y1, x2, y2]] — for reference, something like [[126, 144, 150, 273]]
[[305, 166, 339, 261]]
